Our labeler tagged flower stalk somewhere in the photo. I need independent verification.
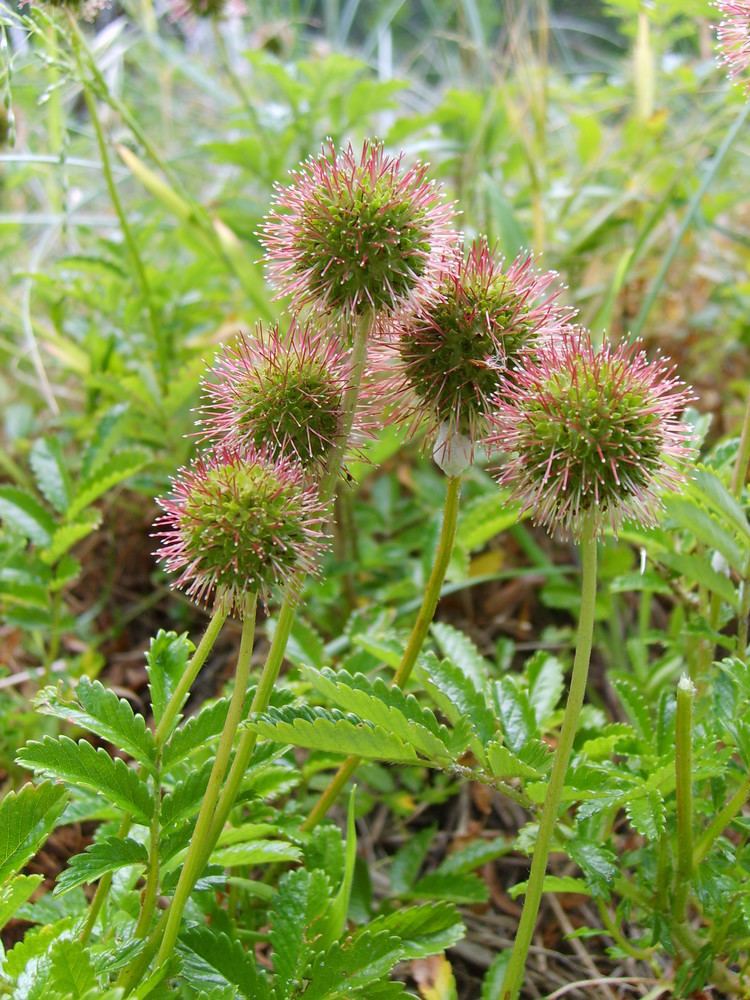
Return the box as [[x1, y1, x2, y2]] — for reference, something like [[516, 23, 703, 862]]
[[498, 515, 598, 1000], [673, 675, 695, 927]]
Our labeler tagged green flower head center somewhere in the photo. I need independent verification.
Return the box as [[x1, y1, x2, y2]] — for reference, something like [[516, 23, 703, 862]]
[[297, 173, 432, 312], [182, 463, 308, 590], [525, 360, 664, 510], [401, 273, 533, 430], [233, 360, 343, 465]]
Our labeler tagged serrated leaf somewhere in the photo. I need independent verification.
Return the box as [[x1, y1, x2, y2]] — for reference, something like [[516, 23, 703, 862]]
[[160, 760, 214, 833], [17, 736, 153, 824], [302, 668, 456, 764], [249, 706, 420, 763], [303, 930, 406, 1000], [2, 915, 77, 982], [270, 868, 330, 1000], [67, 449, 146, 519], [566, 840, 617, 898], [486, 741, 543, 780], [430, 623, 491, 690], [0, 781, 67, 885], [526, 652, 565, 725], [492, 678, 539, 753], [55, 836, 148, 895], [41, 512, 101, 565], [690, 467, 750, 542], [0, 875, 44, 929], [625, 790, 666, 840], [418, 653, 496, 747], [509, 875, 591, 899], [146, 630, 194, 727], [29, 439, 71, 514], [0, 487, 56, 544], [611, 677, 652, 744], [210, 839, 302, 868], [180, 925, 270, 999], [48, 936, 98, 997], [362, 901, 465, 962], [162, 697, 231, 771], [37, 678, 155, 771]]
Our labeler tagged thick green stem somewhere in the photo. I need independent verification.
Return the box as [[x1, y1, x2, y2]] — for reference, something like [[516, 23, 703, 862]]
[[673, 675, 695, 925], [154, 595, 257, 967], [81, 603, 228, 943], [155, 602, 229, 744], [302, 475, 462, 832], [498, 517, 598, 1000]]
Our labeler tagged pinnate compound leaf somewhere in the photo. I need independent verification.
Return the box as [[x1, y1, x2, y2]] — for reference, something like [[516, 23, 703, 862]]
[[0, 781, 67, 885], [37, 678, 155, 771], [0, 487, 56, 544], [301, 668, 456, 763], [180, 925, 270, 999], [430, 622, 491, 689], [302, 930, 406, 1000], [270, 868, 330, 999], [55, 836, 147, 895], [17, 736, 153, 824], [67, 449, 147, 519], [48, 936, 99, 998], [485, 740, 550, 781], [0, 875, 44, 929], [249, 706, 420, 763], [418, 653, 496, 747], [146, 630, 194, 727], [29, 439, 71, 514]]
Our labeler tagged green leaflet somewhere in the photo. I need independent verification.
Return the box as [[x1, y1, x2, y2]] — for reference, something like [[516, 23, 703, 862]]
[[29, 438, 71, 514], [179, 925, 271, 999], [36, 677, 156, 771], [0, 781, 67, 886], [249, 706, 421, 763], [55, 836, 148, 895], [301, 667, 460, 764], [17, 736, 153, 824], [66, 449, 147, 519], [430, 621, 492, 689], [0, 875, 44, 929], [417, 652, 497, 747], [146, 630, 194, 727], [0, 487, 56, 545]]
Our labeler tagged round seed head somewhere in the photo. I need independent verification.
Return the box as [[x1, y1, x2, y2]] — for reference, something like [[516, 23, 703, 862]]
[[261, 139, 457, 318], [378, 238, 573, 456], [715, 2, 750, 86], [199, 319, 362, 472], [487, 331, 695, 539], [154, 447, 328, 613]]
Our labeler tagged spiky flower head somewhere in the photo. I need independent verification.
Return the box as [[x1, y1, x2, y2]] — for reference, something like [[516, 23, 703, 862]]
[[715, 2, 750, 86], [199, 320, 362, 472], [487, 331, 694, 539], [154, 447, 328, 614], [378, 239, 573, 465], [261, 139, 456, 319]]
